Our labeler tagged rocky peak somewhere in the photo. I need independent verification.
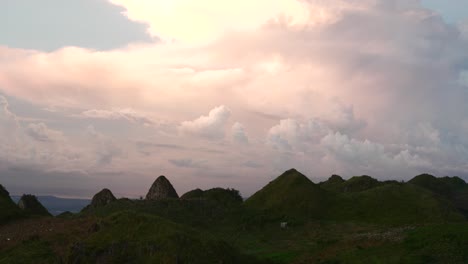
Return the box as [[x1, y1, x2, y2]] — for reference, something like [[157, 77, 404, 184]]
[[90, 189, 117, 208], [146, 176, 179, 200], [18, 194, 51, 216]]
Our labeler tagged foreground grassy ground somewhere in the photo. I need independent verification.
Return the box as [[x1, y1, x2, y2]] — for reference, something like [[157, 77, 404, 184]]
[[1, 212, 468, 264]]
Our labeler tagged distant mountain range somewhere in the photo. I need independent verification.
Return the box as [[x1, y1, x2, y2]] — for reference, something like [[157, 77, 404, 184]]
[[11, 195, 90, 216]]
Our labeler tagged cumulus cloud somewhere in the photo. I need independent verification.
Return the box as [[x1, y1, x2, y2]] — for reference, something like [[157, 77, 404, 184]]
[[267, 118, 328, 151], [320, 131, 431, 173], [107, 0, 310, 43], [231, 122, 249, 144], [179, 106, 231, 140]]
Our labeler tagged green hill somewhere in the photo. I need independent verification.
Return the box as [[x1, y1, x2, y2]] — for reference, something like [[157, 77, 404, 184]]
[[319, 174, 345, 192], [409, 174, 468, 216], [17, 194, 51, 217], [0, 185, 23, 224], [181, 187, 243, 206], [320, 175, 384, 193], [245, 169, 329, 220], [327, 183, 465, 224]]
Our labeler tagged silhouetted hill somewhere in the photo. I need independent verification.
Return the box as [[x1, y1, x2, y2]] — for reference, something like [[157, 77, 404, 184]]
[[319, 174, 345, 192], [409, 174, 468, 216], [320, 175, 384, 193], [181, 188, 243, 205], [0, 185, 23, 224], [245, 169, 329, 219], [17, 194, 51, 217]]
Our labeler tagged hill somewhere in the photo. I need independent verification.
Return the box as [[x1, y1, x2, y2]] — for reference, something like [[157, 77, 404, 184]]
[[320, 175, 386, 193], [245, 169, 329, 220], [3, 170, 468, 263], [409, 174, 468, 216], [0, 185, 23, 225], [327, 183, 465, 224], [17, 195, 51, 217], [181, 187, 243, 206]]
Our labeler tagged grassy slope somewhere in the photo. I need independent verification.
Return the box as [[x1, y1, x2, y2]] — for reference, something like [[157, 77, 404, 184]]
[[323, 223, 468, 264], [0, 185, 23, 225], [0, 212, 265, 264], [245, 169, 329, 220], [409, 174, 468, 215], [327, 183, 465, 224]]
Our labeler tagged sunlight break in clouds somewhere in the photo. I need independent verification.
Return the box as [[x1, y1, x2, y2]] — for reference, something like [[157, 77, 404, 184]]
[[108, 0, 311, 43]]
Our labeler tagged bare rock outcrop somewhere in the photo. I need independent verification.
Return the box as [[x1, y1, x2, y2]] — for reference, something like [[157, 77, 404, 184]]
[[146, 176, 179, 200], [90, 189, 117, 208]]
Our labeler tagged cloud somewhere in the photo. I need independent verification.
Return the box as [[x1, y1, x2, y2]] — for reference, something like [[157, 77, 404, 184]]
[[2, 0, 468, 197], [0, 95, 21, 138], [168, 158, 206, 168], [85, 125, 122, 165], [231, 122, 249, 144], [320, 131, 431, 173], [107, 0, 310, 43], [80, 108, 153, 125], [179, 106, 231, 140], [26, 123, 64, 142], [267, 118, 328, 151], [243, 160, 263, 168]]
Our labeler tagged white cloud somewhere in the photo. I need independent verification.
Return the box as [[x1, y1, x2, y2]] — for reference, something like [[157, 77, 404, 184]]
[[179, 105, 231, 140], [108, 0, 311, 43], [267, 118, 329, 150], [320, 131, 431, 172]]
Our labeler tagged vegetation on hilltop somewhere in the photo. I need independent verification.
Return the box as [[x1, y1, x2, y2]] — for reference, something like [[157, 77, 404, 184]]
[[0, 185, 23, 224], [245, 169, 329, 221]]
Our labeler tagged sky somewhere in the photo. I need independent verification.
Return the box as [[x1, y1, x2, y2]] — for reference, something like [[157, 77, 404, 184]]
[[1, 0, 468, 199]]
